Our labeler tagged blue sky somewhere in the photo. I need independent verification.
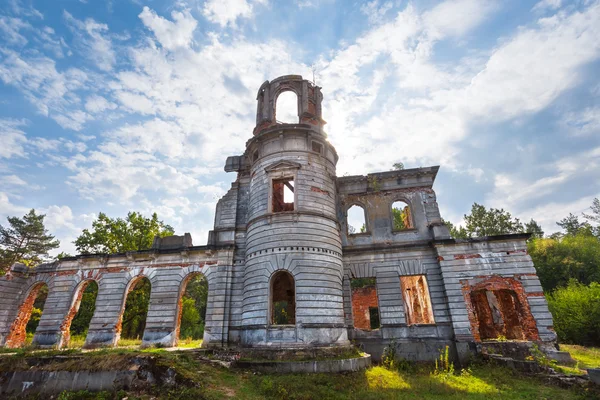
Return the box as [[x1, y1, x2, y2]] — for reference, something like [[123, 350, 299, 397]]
[[0, 0, 599, 255]]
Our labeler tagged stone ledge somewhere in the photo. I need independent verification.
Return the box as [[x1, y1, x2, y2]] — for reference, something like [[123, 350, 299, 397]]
[[235, 354, 371, 373]]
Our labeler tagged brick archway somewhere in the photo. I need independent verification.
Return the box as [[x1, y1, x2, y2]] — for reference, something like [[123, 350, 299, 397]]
[[462, 276, 540, 342], [5, 282, 48, 348], [58, 279, 98, 348], [174, 272, 208, 346]]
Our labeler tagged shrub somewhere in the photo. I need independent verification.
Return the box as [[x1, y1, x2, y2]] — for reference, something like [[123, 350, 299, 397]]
[[547, 281, 600, 346]]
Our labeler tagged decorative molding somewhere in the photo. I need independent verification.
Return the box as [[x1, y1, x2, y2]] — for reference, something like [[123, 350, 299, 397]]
[[264, 160, 302, 173], [398, 259, 425, 276]]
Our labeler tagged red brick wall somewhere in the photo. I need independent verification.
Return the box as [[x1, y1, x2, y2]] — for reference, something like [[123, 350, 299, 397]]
[[351, 285, 378, 330], [461, 275, 540, 342]]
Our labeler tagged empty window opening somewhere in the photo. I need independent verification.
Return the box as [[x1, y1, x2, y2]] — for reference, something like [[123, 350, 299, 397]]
[[312, 141, 323, 154], [118, 277, 151, 346], [471, 289, 524, 341], [275, 91, 298, 123], [401, 275, 434, 325], [252, 150, 259, 163], [392, 201, 414, 231], [63, 280, 99, 348], [5, 282, 48, 348], [176, 273, 208, 346], [351, 277, 380, 330], [347, 205, 367, 235], [272, 178, 295, 212], [271, 271, 295, 325]]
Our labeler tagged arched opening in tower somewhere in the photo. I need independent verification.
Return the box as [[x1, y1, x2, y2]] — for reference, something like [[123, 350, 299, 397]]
[[61, 280, 99, 348], [176, 273, 208, 347], [275, 91, 299, 123], [392, 201, 414, 231], [118, 277, 151, 346], [5, 282, 48, 348], [270, 271, 296, 325], [347, 205, 367, 235]]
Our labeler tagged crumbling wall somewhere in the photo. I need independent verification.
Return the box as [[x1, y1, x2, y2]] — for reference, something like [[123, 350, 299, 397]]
[[434, 236, 555, 362]]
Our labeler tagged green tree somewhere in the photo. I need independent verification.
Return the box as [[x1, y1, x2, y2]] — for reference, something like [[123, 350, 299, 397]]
[[393, 162, 405, 170], [528, 232, 600, 292], [74, 212, 174, 254], [463, 203, 524, 237], [556, 213, 594, 237], [0, 209, 60, 275], [392, 205, 412, 230], [547, 281, 600, 346], [69, 282, 99, 336], [180, 275, 208, 340], [442, 219, 469, 239], [121, 278, 151, 339], [25, 285, 48, 334], [583, 197, 600, 237], [524, 219, 544, 239]]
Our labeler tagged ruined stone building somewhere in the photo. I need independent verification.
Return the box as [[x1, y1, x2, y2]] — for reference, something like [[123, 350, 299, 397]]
[[0, 75, 557, 361]]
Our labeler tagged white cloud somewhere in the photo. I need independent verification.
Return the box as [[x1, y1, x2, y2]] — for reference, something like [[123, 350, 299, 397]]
[[84, 94, 116, 113], [63, 11, 116, 71], [0, 49, 91, 130], [461, 3, 600, 121], [0, 192, 28, 218], [423, 0, 498, 39], [0, 174, 27, 186], [532, 0, 562, 13], [139, 7, 197, 50], [202, 0, 262, 28], [0, 16, 31, 46], [561, 107, 600, 137], [360, 0, 394, 25], [486, 146, 600, 213], [0, 118, 28, 159]]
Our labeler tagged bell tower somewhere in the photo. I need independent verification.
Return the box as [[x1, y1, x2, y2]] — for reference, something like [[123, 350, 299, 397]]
[[240, 75, 347, 347]]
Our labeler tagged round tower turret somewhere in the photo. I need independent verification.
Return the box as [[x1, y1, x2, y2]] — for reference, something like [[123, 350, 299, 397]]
[[241, 75, 347, 347]]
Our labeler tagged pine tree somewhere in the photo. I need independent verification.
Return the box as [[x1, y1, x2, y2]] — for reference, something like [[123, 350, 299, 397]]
[[0, 209, 60, 275]]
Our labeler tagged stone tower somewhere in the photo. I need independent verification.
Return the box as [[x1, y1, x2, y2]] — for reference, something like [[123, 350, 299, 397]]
[[239, 75, 348, 347]]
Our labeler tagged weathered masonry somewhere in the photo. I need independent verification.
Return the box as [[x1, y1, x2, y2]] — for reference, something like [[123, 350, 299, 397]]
[[0, 75, 557, 361]]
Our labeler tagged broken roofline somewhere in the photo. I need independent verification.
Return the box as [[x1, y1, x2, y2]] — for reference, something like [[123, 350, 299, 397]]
[[434, 233, 532, 245], [337, 166, 440, 189]]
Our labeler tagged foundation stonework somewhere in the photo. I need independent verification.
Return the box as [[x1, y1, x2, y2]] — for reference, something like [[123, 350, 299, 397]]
[[0, 75, 557, 361]]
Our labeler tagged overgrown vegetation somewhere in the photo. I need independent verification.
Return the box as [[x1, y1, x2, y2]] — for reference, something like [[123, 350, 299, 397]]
[[1, 347, 596, 399], [546, 281, 600, 346], [179, 275, 208, 340]]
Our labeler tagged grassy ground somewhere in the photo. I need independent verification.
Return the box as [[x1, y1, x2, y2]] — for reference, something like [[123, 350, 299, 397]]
[[1, 348, 596, 400], [562, 345, 600, 369]]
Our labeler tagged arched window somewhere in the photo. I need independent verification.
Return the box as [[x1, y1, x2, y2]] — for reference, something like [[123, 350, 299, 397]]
[[118, 277, 151, 346], [176, 273, 208, 346], [391, 200, 414, 231], [347, 205, 367, 235], [270, 271, 295, 325], [62, 280, 99, 348], [5, 282, 48, 348], [275, 91, 298, 123]]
